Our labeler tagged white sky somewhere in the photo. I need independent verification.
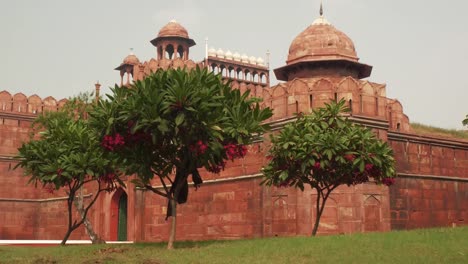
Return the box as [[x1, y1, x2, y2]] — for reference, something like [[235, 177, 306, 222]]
[[1, 0, 467, 129]]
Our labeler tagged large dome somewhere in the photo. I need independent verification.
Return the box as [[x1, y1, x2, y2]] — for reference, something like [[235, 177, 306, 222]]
[[157, 20, 190, 39], [287, 18, 358, 65]]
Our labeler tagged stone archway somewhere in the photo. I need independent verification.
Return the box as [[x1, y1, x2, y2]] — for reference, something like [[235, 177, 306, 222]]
[[110, 188, 128, 241], [363, 195, 381, 232]]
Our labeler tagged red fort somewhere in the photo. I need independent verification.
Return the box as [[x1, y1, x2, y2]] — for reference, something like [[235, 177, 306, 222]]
[[0, 10, 467, 242]]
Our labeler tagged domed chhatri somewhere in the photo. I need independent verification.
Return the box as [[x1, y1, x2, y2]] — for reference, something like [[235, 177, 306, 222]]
[[274, 7, 372, 81], [150, 19, 196, 48], [157, 19, 190, 39], [123, 53, 140, 65]]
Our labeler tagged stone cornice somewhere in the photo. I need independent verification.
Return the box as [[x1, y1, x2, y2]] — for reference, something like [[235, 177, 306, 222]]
[[265, 114, 389, 132], [0, 194, 92, 203], [0, 111, 36, 122], [397, 172, 468, 182], [388, 131, 468, 150], [0, 155, 18, 162]]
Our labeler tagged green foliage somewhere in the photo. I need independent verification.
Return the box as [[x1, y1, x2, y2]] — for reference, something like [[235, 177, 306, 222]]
[[263, 99, 396, 190], [463, 115, 468, 127], [15, 97, 124, 244], [89, 66, 272, 208], [262, 99, 396, 235], [17, 107, 122, 193]]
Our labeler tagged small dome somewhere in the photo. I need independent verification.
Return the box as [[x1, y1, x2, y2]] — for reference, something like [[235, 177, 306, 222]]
[[241, 54, 249, 63], [233, 52, 241, 61], [225, 50, 233, 60], [123, 53, 140, 65], [216, 48, 225, 58], [287, 20, 358, 65], [249, 56, 257, 65], [208, 47, 216, 56], [151, 20, 195, 47], [157, 20, 190, 39], [256, 57, 264, 65]]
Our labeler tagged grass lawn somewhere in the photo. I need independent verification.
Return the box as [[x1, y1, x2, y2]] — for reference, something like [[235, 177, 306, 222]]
[[1, 227, 467, 264]]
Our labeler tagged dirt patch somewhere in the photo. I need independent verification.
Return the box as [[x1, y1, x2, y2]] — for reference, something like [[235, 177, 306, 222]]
[[32, 257, 58, 264], [98, 247, 129, 254], [81, 257, 115, 264], [142, 259, 166, 264]]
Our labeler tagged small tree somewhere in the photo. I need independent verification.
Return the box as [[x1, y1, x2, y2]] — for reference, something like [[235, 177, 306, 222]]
[[463, 115, 468, 127], [16, 102, 124, 245], [262, 99, 396, 236], [90, 67, 272, 249]]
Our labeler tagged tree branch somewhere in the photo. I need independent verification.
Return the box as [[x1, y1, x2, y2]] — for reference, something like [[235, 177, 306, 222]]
[[145, 184, 168, 198]]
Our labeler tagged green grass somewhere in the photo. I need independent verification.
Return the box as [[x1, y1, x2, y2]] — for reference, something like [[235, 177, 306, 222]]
[[410, 122, 468, 140], [1, 227, 467, 264]]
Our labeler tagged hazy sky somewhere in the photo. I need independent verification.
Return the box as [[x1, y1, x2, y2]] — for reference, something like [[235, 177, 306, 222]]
[[1, 0, 467, 129]]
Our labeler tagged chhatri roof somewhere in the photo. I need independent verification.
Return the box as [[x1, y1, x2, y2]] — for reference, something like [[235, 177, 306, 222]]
[[123, 53, 140, 65], [157, 19, 190, 39], [150, 20, 196, 47]]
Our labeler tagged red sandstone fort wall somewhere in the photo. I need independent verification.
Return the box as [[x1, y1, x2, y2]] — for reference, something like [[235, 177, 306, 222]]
[[388, 132, 468, 229]]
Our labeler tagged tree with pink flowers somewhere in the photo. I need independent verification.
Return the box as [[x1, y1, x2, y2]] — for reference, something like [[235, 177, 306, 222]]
[[262, 99, 396, 236], [90, 67, 272, 249], [16, 97, 124, 245]]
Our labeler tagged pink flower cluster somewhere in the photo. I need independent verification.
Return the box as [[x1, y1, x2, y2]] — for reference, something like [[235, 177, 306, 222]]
[[365, 163, 382, 177], [43, 183, 55, 194], [344, 154, 355, 162], [190, 140, 209, 156], [314, 161, 321, 170], [100, 172, 116, 184], [102, 133, 125, 151], [224, 143, 247, 160], [382, 177, 395, 186], [207, 161, 226, 174]]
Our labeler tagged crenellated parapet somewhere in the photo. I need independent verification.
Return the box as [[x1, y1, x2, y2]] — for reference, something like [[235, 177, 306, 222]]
[[386, 99, 410, 132], [0, 90, 67, 116], [265, 76, 394, 124], [136, 58, 200, 82]]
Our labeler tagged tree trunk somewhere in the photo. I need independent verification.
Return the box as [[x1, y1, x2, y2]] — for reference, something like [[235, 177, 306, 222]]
[[167, 198, 177, 249], [62, 192, 75, 246], [61, 228, 73, 246], [74, 190, 105, 244], [311, 188, 331, 236]]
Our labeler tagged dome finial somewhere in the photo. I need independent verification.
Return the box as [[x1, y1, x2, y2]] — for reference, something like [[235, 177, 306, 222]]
[[129, 47, 134, 55], [319, 1, 323, 16]]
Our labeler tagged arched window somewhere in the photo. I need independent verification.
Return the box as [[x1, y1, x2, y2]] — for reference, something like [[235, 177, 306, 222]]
[[221, 66, 227, 77], [245, 71, 251, 81], [360, 95, 363, 113], [177, 45, 184, 59], [165, 44, 174, 59], [375, 97, 379, 115], [260, 73, 266, 83], [228, 67, 234, 78], [237, 68, 243, 79]]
